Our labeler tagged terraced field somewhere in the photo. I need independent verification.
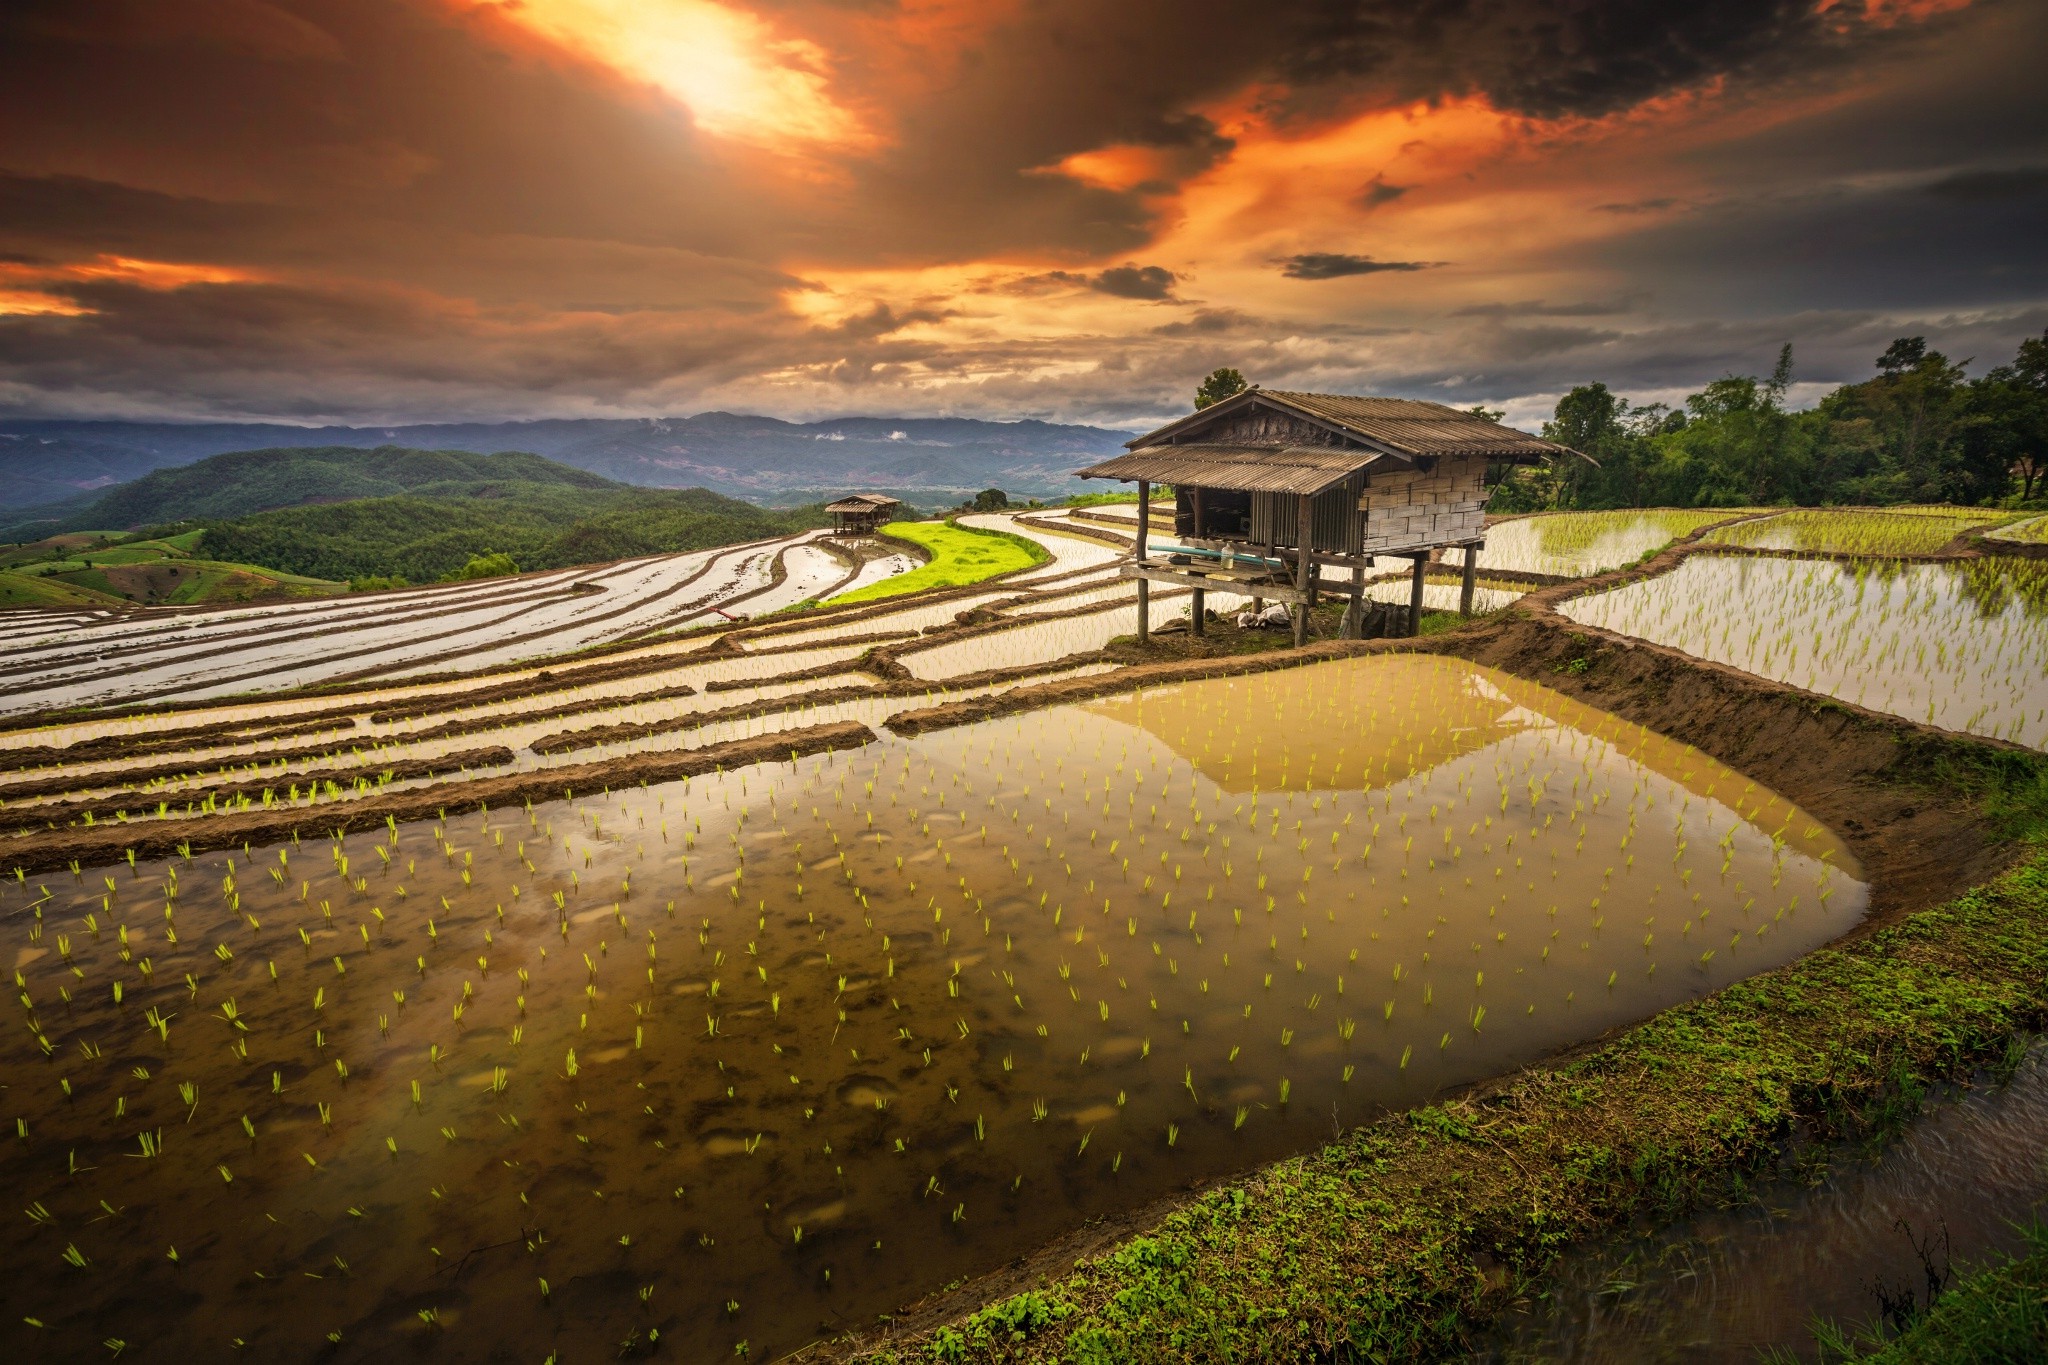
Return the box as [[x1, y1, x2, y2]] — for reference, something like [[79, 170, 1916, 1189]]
[[2, 502, 2042, 1365]]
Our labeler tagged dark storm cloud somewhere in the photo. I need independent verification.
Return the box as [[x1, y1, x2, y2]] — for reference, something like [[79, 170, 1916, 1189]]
[[1278, 253, 1436, 280], [1356, 175, 1411, 209], [1272, 0, 1946, 119], [1090, 265, 1179, 300], [839, 0, 1950, 263], [1006, 265, 1180, 299], [0, 0, 2034, 424]]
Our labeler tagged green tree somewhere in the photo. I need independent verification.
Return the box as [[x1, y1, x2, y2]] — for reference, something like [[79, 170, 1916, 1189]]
[[448, 551, 518, 581], [1193, 367, 1248, 410], [1817, 337, 1970, 501], [1962, 328, 2048, 503], [970, 488, 1010, 512]]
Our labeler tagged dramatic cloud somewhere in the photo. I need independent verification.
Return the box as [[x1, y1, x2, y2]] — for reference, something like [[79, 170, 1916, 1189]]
[[1089, 265, 1179, 301], [1278, 254, 1437, 280], [0, 0, 2039, 430]]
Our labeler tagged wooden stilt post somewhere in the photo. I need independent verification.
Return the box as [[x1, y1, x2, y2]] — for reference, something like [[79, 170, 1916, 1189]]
[[1190, 487, 1205, 636], [1407, 553, 1427, 637], [1293, 494, 1313, 648], [1347, 558, 1364, 638], [1135, 479, 1151, 645], [1460, 544, 1478, 617]]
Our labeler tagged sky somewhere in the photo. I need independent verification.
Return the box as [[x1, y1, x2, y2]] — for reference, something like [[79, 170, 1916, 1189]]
[[1, 0, 2044, 432]]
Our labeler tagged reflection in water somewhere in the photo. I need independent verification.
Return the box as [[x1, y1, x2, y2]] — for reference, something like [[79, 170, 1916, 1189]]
[[1704, 507, 2012, 556], [1478, 512, 1734, 578], [1486, 1044, 2048, 1363], [1563, 554, 2048, 749], [0, 656, 1864, 1362]]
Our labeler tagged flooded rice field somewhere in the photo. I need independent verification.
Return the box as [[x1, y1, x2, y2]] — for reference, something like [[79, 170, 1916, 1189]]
[[1987, 514, 2048, 545], [1561, 554, 2048, 749], [1486, 1042, 2048, 1363], [0, 541, 790, 717], [1703, 506, 2019, 557], [899, 595, 1167, 679], [1478, 512, 1735, 579], [0, 653, 1865, 1362], [1364, 577, 1527, 615]]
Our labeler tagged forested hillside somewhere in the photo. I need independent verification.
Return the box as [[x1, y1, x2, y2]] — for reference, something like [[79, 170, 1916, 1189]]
[[1501, 330, 2048, 510], [197, 484, 826, 583], [0, 445, 620, 537], [0, 445, 830, 585]]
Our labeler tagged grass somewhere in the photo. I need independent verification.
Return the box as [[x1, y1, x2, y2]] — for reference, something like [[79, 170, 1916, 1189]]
[[849, 747, 2048, 1363], [0, 527, 348, 606], [0, 569, 123, 607], [831, 521, 1049, 605], [1768, 1221, 2048, 1362]]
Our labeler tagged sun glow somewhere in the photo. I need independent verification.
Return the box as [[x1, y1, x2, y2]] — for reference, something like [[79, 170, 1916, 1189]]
[[487, 0, 870, 150]]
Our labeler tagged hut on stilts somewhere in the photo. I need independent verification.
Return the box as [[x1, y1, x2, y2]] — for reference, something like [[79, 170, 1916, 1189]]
[[824, 493, 902, 536], [1075, 388, 1583, 646]]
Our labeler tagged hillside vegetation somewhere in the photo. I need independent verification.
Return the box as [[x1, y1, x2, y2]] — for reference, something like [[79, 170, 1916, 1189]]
[[0, 444, 620, 538], [0, 529, 342, 608], [200, 482, 828, 583], [0, 446, 835, 588]]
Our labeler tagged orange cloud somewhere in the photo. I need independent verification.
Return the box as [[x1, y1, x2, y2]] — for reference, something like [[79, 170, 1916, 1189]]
[[0, 255, 264, 316]]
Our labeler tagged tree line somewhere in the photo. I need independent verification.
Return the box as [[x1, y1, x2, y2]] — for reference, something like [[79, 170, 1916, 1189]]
[[1189, 330, 2046, 511], [1499, 331, 2047, 511]]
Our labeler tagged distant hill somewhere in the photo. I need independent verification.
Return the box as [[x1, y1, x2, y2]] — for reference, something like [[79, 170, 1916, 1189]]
[[0, 412, 1136, 513], [198, 482, 825, 584], [0, 529, 342, 609], [0, 446, 832, 586], [0, 445, 622, 537]]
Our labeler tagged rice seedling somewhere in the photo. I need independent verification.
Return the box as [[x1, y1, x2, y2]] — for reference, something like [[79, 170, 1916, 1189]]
[[0, 650, 1866, 1360], [1562, 554, 2048, 748], [1985, 513, 2048, 545], [1478, 511, 1738, 578], [1703, 506, 2022, 555]]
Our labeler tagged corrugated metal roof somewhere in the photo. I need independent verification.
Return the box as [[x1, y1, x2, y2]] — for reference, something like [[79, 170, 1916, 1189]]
[[1075, 444, 1379, 494], [824, 493, 901, 511], [1263, 392, 1573, 458], [1127, 389, 1582, 463]]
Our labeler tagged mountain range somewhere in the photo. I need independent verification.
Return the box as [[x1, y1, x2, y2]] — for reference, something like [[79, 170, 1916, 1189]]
[[0, 412, 1137, 513]]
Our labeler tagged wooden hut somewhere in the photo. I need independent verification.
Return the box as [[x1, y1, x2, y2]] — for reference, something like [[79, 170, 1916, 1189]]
[[1075, 388, 1582, 645], [824, 493, 901, 536]]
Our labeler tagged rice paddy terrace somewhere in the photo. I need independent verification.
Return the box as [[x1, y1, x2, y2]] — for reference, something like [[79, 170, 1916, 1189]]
[[1, 504, 2044, 1362]]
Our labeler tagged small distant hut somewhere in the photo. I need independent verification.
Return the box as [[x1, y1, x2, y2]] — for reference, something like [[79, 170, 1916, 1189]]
[[825, 493, 901, 536], [1075, 388, 1584, 645]]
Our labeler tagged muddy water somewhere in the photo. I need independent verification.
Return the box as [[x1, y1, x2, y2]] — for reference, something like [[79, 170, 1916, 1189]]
[[1484, 1044, 2048, 1362], [0, 655, 1863, 1363], [1562, 554, 2048, 749]]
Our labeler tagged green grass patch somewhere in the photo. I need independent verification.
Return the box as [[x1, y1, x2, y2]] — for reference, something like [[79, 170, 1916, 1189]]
[[0, 569, 121, 607], [832, 521, 1048, 605], [851, 752, 2048, 1363], [1771, 1221, 2048, 1362]]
